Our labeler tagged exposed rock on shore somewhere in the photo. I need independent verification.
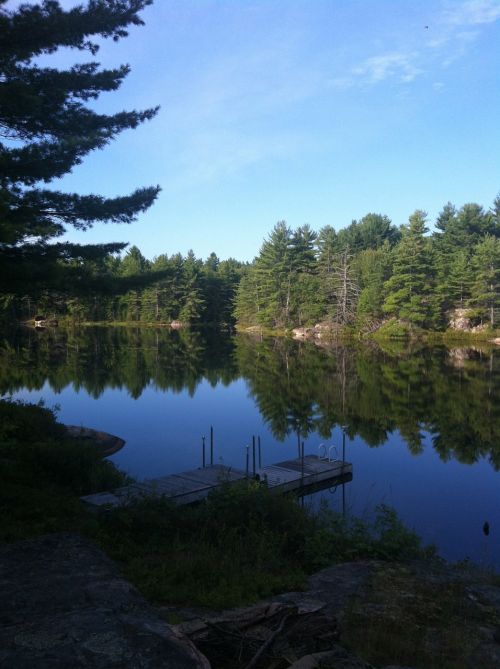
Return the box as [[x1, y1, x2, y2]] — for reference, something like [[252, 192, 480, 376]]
[[1, 534, 499, 668], [170, 560, 500, 668], [0, 533, 209, 668]]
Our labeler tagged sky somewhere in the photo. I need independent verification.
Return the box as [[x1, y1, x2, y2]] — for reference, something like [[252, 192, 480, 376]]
[[14, 0, 500, 261]]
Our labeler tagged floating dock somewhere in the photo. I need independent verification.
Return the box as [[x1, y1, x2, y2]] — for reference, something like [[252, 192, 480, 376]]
[[81, 454, 352, 508]]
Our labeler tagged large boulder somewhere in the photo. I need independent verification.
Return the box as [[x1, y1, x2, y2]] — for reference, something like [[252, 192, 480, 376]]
[[0, 533, 209, 668], [448, 308, 473, 331]]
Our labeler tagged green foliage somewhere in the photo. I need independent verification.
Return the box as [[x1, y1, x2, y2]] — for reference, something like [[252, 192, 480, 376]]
[[355, 245, 392, 322], [372, 319, 413, 338], [2, 192, 500, 333], [304, 503, 427, 570], [0, 397, 65, 443], [337, 213, 400, 253], [95, 482, 311, 608], [3, 248, 244, 327], [232, 195, 500, 333], [382, 210, 436, 328], [469, 235, 500, 328], [0, 397, 129, 540], [234, 222, 322, 328], [0, 398, 127, 493], [90, 483, 430, 609]]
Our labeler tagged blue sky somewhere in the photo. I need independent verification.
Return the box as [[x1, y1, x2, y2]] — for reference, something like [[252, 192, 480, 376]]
[[22, 1, 500, 260]]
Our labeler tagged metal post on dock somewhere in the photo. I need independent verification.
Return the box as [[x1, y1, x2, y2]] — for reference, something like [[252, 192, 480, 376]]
[[202, 436, 206, 468], [341, 425, 347, 517], [252, 435, 256, 476], [301, 440, 305, 483], [245, 444, 249, 478], [258, 436, 262, 468], [210, 426, 214, 466]]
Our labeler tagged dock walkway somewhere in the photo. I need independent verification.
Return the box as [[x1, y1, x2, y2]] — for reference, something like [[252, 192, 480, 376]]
[[81, 455, 352, 508]]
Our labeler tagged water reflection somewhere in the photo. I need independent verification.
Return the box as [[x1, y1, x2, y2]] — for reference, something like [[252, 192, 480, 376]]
[[1, 325, 499, 470]]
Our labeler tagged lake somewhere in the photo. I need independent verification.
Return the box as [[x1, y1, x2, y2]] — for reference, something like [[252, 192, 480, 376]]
[[2, 325, 499, 567]]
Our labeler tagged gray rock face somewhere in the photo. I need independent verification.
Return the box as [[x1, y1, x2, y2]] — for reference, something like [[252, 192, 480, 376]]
[[287, 645, 375, 668], [272, 561, 377, 622], [0, 533, 209, 668]]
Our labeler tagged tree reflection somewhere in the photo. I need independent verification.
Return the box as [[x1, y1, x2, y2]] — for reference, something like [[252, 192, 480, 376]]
[[1, 326, 499, 469]]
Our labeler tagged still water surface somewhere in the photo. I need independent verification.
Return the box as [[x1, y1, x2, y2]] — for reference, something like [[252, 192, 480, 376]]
[[3, 326, 499, 567]]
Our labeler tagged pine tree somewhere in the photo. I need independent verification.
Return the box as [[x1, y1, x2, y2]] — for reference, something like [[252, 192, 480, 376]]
[[355, 243, 392, 322], [0, 0, 160, 295], [179, 251, 205, 324], [118, 246, 149, 321], [469, 235, 500, 328], [382, 210, 435, 328], [252, 222, 295, 327], [445, 249, 473, 308]]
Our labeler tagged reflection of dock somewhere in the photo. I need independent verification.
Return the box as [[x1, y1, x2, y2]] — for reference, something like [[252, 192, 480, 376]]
[[81, 455, 352, 508]]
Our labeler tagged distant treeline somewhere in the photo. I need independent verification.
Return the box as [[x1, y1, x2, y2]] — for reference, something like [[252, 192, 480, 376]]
[[2, 195, 499, 331], [2, 250, 245, 327]]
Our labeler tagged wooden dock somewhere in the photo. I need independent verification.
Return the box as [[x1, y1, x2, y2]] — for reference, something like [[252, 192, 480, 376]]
[[81, 454, 352, 508]]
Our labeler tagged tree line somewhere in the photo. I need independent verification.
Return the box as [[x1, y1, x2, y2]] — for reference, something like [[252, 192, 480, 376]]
[[235, 199, 500, 332], [2, 247, 245, 327], [1, 196, 499, 331]]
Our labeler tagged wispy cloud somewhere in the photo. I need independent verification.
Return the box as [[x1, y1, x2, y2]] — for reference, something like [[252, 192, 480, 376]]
[[442, 0, 500, 26], [175, 130, 309, 186], [157, 0, 500, 187], [334, 0, 500, 90], [353, 53, 423, 84]]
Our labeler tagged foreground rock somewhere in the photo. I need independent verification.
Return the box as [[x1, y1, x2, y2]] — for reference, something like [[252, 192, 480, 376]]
[[0, 533, 209, 668], [169, 562, 379, 668], [170, 560, 500, 668], [2, 534, 500, 668]]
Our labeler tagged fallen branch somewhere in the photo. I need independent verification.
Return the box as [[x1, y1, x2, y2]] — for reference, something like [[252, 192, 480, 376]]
[[243, 610, 293, 669]]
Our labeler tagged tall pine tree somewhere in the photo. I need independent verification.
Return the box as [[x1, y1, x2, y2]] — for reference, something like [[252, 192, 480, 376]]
[[382, 210, 435, 329], [0, 0, 160, 296]]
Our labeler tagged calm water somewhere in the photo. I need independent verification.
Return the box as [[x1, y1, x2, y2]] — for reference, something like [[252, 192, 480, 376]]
[[3, 325, 499, 567]]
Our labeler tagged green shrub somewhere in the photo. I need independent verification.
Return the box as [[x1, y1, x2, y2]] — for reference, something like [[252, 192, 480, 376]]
[[0, 397, 65, 444], [373, 319, 415, 339]]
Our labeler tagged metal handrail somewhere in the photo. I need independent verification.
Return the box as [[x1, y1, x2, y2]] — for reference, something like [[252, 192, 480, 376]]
[[328, 445, 338, 461], [318, 443, 327, 459], [318, 443, 338, 462]]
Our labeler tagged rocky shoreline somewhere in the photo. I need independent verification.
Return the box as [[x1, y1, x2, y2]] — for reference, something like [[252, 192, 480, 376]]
[[1, 533, 499, 668]]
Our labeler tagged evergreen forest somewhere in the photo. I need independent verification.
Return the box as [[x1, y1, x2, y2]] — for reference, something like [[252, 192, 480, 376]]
[[2, 198, 499, 334]]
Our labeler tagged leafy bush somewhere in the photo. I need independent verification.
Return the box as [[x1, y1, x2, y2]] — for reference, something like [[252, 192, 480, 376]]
[[0, 397, 65, 445], [303, 502, 430, 570], [92, 488, 432, 608], [373, 319, 414, 339], [0, 398, 127, 494]]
